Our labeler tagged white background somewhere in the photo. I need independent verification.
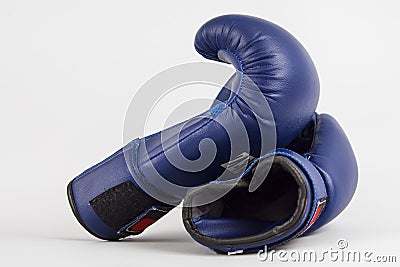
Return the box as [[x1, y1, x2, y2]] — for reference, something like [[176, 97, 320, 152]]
[[1, 0, 399, 266]]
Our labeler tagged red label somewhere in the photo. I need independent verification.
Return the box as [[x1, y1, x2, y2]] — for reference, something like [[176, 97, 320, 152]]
[[299, 198, 327, 236], [128, 218, 157, 232]]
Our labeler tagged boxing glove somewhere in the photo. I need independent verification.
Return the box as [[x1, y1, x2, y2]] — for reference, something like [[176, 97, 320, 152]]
[[67, 14, 320, 240], [182, 114, 358, 254]]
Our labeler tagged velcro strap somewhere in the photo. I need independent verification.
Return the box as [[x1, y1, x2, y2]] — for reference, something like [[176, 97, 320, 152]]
[[89, 181, 173, 235]]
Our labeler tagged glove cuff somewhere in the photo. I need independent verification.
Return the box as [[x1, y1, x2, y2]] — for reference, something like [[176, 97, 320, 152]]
[[182, 149, 328, 254], [67, 142, 174, 240]]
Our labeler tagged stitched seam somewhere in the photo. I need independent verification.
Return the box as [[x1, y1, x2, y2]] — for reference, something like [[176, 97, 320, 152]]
[[238, 150, 321, 251], [144, 108, 221, 162], [276, 150, 322, 229], [142, 49, 246, 163], [271, 150, 318, 248], [130, 140, 182, 204], [304, 113, 319, 157], [216, 150, 320, 252], [277, 149, 320, 197], [220, 49, 246, 107]]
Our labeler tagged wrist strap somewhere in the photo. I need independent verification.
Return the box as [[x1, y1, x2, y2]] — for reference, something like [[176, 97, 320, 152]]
[[90, 181, 174, 237]]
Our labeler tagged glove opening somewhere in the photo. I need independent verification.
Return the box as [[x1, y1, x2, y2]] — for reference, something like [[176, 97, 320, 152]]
[[182, 155, 311, 252]]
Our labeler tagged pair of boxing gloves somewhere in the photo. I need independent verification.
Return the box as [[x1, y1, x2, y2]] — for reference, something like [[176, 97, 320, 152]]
[[67, 15, 358, 254]]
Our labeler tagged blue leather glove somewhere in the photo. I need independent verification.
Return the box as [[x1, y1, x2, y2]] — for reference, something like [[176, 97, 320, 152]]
[[67, 15, 320, 240], [183, 114, 358, 254]]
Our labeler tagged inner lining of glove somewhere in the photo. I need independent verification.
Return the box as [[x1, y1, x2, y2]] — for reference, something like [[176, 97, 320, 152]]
[[183, 155, 308, 241]]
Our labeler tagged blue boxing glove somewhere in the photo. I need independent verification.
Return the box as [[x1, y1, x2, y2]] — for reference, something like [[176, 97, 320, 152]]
[[67, 15, 320, 240], [183, 114, 358, 254]]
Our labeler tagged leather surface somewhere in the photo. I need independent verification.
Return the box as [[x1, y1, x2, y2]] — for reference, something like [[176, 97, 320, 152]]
[[193, 218, 286, 239], [185, 114, 358, 253], [185, 147, 326, 252], [68, 14, 320, 241], [304, 114, 358, 231], [138, 14, 320, 188], [69, 148, 135, 240]]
